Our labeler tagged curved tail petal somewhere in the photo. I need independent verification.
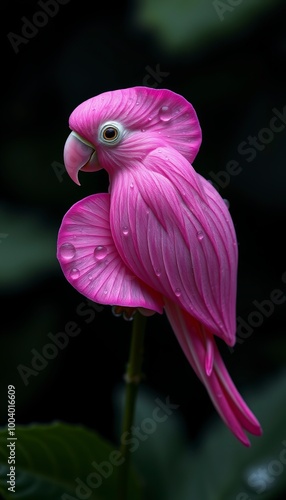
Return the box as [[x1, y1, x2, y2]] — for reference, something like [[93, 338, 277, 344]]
[[164, 299, 262, 446]]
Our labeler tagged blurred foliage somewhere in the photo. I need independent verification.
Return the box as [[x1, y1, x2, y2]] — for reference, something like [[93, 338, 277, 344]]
[[113, 384, 189, 499], [0, 203, 57, 291], [114, 370, 286, 499], [131, 0, 284, 56], [0, 422, 142, 499]]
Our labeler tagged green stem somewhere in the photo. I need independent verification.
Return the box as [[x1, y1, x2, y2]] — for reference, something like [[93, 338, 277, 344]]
[[118, 312, 147, 500]]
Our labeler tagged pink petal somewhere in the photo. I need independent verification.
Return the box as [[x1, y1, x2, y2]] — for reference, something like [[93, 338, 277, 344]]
[[57, 193, 164, 312], [109, 146, 237, 345], [68, 86, 202, 167], [164, 300, 262, 445]]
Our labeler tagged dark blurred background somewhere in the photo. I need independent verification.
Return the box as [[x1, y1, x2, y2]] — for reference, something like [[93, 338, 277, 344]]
[[1, 1, 286, 498]]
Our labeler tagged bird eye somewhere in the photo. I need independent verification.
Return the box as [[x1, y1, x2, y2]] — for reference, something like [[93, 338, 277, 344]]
[[103, 127, 118, 140], [99, 122, 123, 145]]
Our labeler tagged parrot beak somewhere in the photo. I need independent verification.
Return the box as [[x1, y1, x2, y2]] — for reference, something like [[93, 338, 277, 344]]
[[63, 131, 100, 185]]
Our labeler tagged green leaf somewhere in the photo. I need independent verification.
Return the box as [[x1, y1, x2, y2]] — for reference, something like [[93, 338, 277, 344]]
[[0, 422, 142, 500]]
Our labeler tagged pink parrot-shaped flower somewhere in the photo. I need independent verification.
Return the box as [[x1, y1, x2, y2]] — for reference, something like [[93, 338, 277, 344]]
[[57, 86, 262, 446]]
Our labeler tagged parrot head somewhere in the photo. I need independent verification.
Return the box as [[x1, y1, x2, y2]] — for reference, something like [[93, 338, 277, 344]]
[[63, 86, 202, 184]]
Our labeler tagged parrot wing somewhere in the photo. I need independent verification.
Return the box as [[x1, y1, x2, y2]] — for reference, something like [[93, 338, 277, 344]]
[[109, 146, 238, 346], [57, 193, 164, 312]]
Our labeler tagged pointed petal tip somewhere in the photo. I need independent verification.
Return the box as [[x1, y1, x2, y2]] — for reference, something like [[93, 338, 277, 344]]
[[73, 175, 81, 186], [251, 421, 263, 437], [239, 425, 263, 447], [224, 332, 236, 347], [241, 436, 251, 447]]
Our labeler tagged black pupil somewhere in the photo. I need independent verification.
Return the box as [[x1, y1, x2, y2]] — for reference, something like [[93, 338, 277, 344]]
[[104, 127, 117, 139]]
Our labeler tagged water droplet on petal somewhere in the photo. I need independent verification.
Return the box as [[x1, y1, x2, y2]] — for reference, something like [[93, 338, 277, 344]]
[[88, 273, 93, 280], [130, 182, 134, 189], [197, 231, 204, 241], [141, 128, 145, 132], [112, 306, 122, 318], [70, 268, 80, 280], [175, 288, 181, 297], [155, 268, 161, 277], [159, 106, 173, 122], [148, 116, 152, 121], [123, 226, 129, 236], [59, 243, 76, 261], [103, 289, 108, 295], [123, 312, 134, 322], [94, 246, 108, 260]]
